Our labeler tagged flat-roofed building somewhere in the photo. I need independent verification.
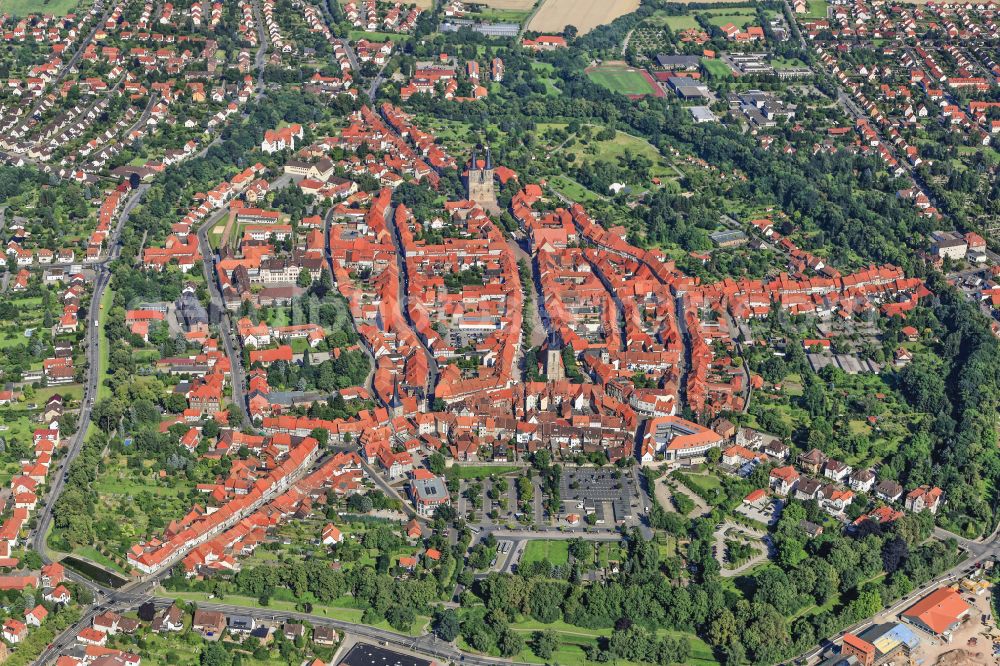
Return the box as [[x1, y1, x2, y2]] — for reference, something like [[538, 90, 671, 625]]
[[856, 622, 920, 665], [409, 476, 450, 517], [338, 642, 436, 666]]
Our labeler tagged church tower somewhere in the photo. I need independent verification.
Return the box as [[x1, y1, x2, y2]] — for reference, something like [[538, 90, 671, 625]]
[[466, 146, 500, 214], [545, 333, 565, 381], [390, 377, 405, 419]]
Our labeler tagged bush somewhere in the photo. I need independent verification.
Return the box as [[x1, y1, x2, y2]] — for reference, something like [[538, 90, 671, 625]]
[[672, 493, 695, 515]]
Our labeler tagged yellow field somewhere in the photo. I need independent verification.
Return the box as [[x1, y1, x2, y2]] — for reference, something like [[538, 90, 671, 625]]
[[475, 0, 536, 9], [527, 0, 640, 34], [340, 0, 432, 6]]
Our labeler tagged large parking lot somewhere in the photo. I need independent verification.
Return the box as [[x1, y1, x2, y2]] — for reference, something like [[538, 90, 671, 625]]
[[560, 466, 645, 526]]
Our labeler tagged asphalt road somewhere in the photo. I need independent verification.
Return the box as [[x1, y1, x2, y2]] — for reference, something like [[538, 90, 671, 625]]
[[28, 0, 113, 118], [796, 525, 1000, 665], [138, 596, 534, 666], [386, 203, 439, 409], [195, 208, 251, 428], [31, 184, 149, 560]]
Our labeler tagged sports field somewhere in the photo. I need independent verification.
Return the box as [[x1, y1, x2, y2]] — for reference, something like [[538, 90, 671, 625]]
[[587, 64, 657, 96], [1, 0, 79, 14]]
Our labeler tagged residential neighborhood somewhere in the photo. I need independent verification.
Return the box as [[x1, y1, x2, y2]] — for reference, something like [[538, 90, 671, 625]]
[[0, 0, 996, 665]]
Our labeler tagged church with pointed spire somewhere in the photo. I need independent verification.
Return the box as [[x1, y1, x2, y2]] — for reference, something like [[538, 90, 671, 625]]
[[389, 376, 406, 419], [466, 146, 501, 215]]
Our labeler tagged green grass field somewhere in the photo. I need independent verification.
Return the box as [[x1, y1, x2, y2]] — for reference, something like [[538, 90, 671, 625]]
[[503, 619, 717, 666], [563, 128, 675, 180], [349, 30, 408, 42], [72, 545, 129, 575], [549, 176, 605, 204], [701, 57, 733, 79], [521, 540, 570, 566], [473, 7, 531, 23], [705, 9, 757, 27], [0, 0, 79, 15], [683, 473, 722, 494], [165, 590, 429, 636], [455, 464, 520, 479], [531, 63, 562, 96], [804, 0, 828, 17], [657, 13, 700, 30], [771, 56, 807, 69], [586, 65, 656, 96]]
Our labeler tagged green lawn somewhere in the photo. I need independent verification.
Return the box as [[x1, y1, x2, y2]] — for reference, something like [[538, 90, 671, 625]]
[[93, 472, 189, 498], [549, 176, 605, 204], [771, 56, 807, 69], [656, 13, 700, 31], [165, 590, 429, 636], [71, 546, 129, 576], [34, 385, 83, 403], [349, 30, 408, 42], [521, 540, 570, 566], [705, 9, 757, 28], [267, 307, 290, 328], [586, 65, 656, 96], [804, 0, 828, 18], [126, 627, 321, 666], [561, 128, 674, 181], [454, 464, 520, 479], [596, 541, 624, 568], [683, 472, 722, 494], [501, 619, 717, 666], [701, 58, 733, 79], [0, 0, 79, 15], [208, 218, 227, 249]]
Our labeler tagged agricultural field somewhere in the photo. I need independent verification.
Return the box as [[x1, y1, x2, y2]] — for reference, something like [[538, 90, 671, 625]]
[[0, 0, 80, 15], [586, 63, 657, 96], [527, 0, 640, 34], [465, 0, 536, 22]]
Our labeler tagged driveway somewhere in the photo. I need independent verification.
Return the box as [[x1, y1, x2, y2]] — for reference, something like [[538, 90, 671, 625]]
[[713, 522, 771, 577], [654, 475, 711, 517]]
